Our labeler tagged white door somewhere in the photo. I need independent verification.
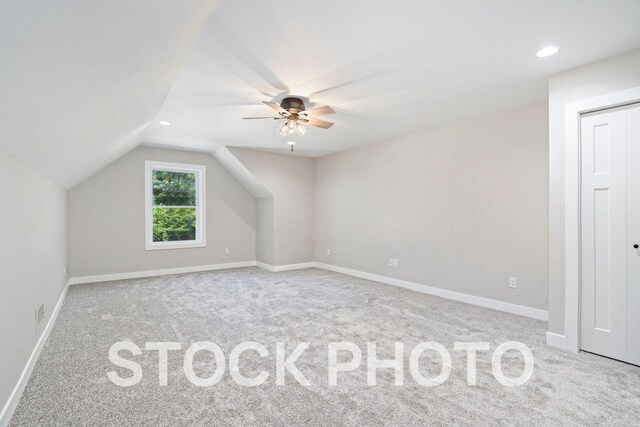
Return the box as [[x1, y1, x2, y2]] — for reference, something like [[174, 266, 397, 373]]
[[580, 103, 640, 365]]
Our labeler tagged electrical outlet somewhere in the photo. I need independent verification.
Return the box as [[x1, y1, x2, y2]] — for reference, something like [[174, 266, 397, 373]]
[[393, 259, 398, 267], [509, 277, 517, 288], [389, 258, 394, 266], [224, 248, 230, 255], [327, 249, 331, 256]]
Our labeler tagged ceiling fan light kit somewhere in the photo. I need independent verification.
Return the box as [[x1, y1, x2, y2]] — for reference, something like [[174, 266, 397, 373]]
[[244, 97, 335, 151]]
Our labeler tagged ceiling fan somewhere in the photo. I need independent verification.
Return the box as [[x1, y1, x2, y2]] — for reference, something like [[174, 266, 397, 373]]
[[244, 97, 335, 137]]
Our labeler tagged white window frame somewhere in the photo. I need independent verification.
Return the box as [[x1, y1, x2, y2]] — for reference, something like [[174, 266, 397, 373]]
[[145, 160, 206, 251]]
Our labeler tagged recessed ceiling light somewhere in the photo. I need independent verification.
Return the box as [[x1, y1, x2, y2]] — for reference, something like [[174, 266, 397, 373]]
[[536, 46, 559, 58], [159, 121, 171, 126]]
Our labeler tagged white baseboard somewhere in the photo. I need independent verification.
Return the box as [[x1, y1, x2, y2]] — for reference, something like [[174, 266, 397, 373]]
[[0, 280, 70, 427], [69, 261, 257, 285], [256, 261, 316, 272], [546, 332, 566, 349], [315, 263, 549, 321], [255, 262, 275, 272]]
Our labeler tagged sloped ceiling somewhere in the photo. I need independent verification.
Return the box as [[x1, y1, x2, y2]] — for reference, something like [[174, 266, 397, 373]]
[[212, 147, 271, 198], [3, 1, 640, 189], [0, 0, 222, 189], [145, 0, 640, 157]]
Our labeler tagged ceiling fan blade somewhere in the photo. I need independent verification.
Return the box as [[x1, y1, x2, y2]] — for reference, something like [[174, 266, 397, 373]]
[[301, 105, 335, 117], [263, 101, 288, 115], [305, 118, 334, 129], [243, 116, 284, 120]]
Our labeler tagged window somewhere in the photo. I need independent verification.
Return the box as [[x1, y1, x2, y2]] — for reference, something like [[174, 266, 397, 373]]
[[145, 161, 206, 250]]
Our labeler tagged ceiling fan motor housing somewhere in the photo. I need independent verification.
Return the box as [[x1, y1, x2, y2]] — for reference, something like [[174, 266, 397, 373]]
[[280, 97, 305, 112]]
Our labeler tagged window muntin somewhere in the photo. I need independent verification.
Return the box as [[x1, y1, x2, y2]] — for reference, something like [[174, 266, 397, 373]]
[[145, 161, 205, 250]]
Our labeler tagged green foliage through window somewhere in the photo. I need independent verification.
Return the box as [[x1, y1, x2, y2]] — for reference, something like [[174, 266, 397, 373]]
[[152, 170, 198, 242], [153, 208, 196, 242], [152, 171, 196, 206]]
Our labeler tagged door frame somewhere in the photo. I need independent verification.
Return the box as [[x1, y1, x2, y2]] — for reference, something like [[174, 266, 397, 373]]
[[564, 86, 640, 353]]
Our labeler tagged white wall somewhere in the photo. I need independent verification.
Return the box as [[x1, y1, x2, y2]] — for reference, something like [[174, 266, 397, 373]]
[[69, 146, 256, 277], [229, 148, 315, 266], [256, 197, 275, 265], [315, 102, 549, 310], [548, 48, 640, 335], [0, 149, 68, 419]]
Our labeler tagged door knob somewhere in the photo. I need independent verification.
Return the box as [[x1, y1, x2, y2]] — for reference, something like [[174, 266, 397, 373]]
[[634, 244, 639, 249]]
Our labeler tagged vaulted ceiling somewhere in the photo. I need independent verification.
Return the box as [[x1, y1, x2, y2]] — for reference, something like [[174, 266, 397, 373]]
[[0, 0, 221, 189], [2, 0, 640, 189], [144, 0, 640, 156]]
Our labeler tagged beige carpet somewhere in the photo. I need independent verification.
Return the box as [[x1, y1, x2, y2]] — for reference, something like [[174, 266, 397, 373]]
[[10, 267, 640, 425]]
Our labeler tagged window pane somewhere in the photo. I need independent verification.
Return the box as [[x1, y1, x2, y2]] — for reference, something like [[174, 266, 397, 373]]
[[152, 171, 196, 206], [153, 207, 196, 242]]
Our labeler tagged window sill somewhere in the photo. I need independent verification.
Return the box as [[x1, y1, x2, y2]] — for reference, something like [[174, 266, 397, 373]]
[[145, 241, 206, 251]]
